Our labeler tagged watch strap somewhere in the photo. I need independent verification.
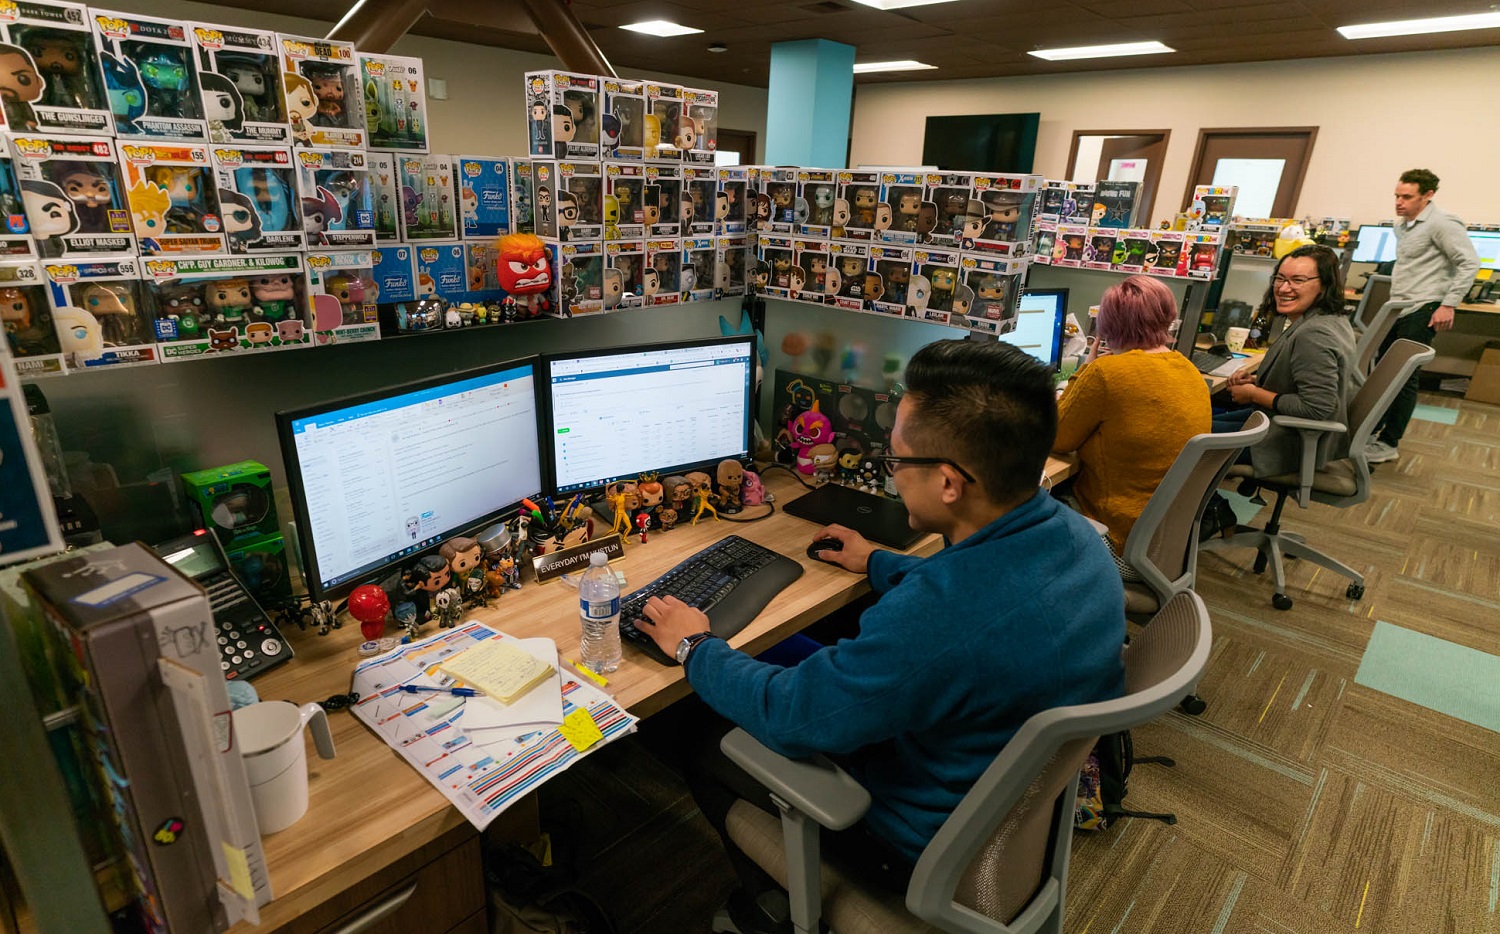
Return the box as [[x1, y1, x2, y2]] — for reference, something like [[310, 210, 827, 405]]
[[678, 631, 716, 665]]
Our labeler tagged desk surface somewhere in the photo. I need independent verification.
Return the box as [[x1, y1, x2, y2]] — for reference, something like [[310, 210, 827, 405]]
[[231, 461, 1077, 931]]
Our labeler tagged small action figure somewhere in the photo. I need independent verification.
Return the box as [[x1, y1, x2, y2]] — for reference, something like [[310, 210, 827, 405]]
[[309, 69, 344, 127], [284, 73, 317, 144], [439, 536, 482, 589], [0, 43, 42, 131], [56, 165, 114, 232], [251, 273, 298, 321], [206, 277, 252, 325], [80, 283, 139, 346], [716, 460, 744, 512], [433, 586, 463, 629], [401, 553, 451, 622]]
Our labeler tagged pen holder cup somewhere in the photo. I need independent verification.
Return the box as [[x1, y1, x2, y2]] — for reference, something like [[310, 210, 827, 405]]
[[233, 700, 336, 836]]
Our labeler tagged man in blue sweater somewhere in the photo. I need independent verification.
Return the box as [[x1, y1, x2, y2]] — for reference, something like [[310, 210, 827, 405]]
[[640, 339, 1125, 931]]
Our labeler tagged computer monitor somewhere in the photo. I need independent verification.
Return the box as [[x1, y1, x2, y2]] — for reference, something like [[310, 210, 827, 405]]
[[545, 336, 755, 495], [1352, 224, 1397, 264], [276, 357, 545, 602], [1011, 288, 1068, 368], [1467, 230, 1500, 271]]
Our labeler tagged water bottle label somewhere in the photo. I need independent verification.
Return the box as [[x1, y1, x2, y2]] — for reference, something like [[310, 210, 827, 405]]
[[583, 596, 620, 620]]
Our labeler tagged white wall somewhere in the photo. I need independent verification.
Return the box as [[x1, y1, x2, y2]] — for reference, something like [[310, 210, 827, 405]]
[[126, 0, 768, 160], [850, 47, 1500, 228]]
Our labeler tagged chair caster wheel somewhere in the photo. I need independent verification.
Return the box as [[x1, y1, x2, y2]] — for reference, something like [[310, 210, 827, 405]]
[[1272, 593, 1293, 611], [1346, 583, 1365, 600], [1179, 695, 1207, 715], [1253, 552, 1268, 574]]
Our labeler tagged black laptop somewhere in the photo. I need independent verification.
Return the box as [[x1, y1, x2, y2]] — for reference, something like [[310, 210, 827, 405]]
[[782, 483, 924, 549]]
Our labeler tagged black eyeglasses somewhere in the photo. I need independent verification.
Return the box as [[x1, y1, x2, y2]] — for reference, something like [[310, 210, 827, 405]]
[[873, 454, 976, 483]]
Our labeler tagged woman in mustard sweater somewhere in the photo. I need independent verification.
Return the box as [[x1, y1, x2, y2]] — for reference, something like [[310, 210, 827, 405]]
[[1054, 275, 1211, 566]]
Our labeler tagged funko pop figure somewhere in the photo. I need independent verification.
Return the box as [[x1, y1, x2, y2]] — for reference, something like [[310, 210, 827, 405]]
[[284, 73, 317, 144], [251, 273, 298, 321], [0, 43, 43, 131], [20, 179, 78, 245]]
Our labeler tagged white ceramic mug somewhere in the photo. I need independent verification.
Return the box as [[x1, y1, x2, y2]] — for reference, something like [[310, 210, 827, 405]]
[[1225, 326, 1251, 353], [233, 701, 336, 836]]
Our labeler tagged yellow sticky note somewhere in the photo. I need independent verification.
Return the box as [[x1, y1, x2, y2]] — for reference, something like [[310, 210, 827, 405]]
[[558, 708, 604, 752], [220, 842, 254, 900], [438, 640, 554, 704]]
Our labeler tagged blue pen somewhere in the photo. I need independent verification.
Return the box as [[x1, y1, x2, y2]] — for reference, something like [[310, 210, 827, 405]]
[[399, 684, 484, 698]]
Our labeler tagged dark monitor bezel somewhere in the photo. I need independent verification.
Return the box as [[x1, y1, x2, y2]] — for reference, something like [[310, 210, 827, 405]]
[[1016, 287, 1069, 369], [542, 334, 758, 496], [275, 355, 547, 604]]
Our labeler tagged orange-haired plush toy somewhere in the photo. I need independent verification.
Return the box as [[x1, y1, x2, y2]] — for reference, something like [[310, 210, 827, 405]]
[[496, 233, 553, 321]]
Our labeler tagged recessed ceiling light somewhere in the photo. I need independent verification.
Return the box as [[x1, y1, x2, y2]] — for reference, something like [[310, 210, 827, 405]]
[[848, 0, 960, 9], [1028, 40, 1174, 61], [619, 20, 704, 37], [852, 60, 937, 74], [707, 42, 728, 52], [1337, 11, 1500, 39]]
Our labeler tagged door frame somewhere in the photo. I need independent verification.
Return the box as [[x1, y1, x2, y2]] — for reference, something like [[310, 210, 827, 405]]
[[1065, 129, 1171, 221], [1183, 126, 1319, 216]]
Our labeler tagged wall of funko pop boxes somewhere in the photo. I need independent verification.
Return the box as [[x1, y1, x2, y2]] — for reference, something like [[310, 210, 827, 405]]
[[0, 0, 1223, 549]]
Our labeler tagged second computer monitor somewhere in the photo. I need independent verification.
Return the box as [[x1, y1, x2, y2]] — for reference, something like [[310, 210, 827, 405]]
[[546, 336, 756, 495], [1012, 288, 1069, 369]]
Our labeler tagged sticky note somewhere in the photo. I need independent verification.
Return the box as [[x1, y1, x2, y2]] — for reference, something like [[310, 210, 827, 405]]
[[558, 708, 604, 752], [439, 640, 554, 704], [221, 842, 254, 900]]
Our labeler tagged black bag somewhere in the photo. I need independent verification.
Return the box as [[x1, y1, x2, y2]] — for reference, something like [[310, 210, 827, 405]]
[[484, 837, 618, 934], [1074, 730, 1178, 831]]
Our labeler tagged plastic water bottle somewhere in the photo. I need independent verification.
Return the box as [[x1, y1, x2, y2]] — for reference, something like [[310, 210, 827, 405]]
[[578, 553, 621, 673]]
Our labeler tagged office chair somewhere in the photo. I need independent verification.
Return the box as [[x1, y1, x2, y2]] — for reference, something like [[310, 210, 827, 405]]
[[713, 591, 1213, 934], [1119, 411, 1268, 715], [1348, 274, 1422, 377], [1203, 339, 1435, 610]]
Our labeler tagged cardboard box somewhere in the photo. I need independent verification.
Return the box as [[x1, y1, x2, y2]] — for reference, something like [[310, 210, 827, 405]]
[[296, 148, 375, 248], [118, 141, 228, 255], [0, 0, 113, 136], [44, 255, 158, 370], [92, 9, 206, 140], [524, 71, 599, 160], [359, 52, 427, 153], [305, 249, 379, 345], [23, 543, 271, 925], [180, 458, 278, 545], [455, 156, 510, 239], [0, 260, 63, 378], [1465, 343, 1500, 405], [10, 133, 135, 258], [145, 253, 310, 359], [278, 33, 366, 149]]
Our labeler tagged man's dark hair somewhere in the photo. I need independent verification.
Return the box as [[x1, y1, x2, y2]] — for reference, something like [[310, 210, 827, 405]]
[[1257, 244, 1346, 319], [902, 339, 1056, 505], [1399, 168, 1439, 195]]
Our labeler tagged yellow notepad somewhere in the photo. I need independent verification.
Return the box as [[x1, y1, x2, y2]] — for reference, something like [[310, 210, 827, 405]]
[[438, 640, 555, 705]]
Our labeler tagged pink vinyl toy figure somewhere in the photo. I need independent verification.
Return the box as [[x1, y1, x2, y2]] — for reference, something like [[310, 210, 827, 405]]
[[787, 402, 834, 476]]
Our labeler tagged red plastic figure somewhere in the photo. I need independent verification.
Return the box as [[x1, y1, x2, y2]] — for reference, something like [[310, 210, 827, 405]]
[[347, 584, 390, 641], [495, 233, 553, 320], [634, 511, 649, 543]]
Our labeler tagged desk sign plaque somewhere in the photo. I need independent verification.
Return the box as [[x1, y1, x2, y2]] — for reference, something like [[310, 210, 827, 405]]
[[533, 534, 625, 583]]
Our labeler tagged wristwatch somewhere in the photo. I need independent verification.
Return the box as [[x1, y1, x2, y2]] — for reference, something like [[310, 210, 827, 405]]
[[675, 631, 716, 665]]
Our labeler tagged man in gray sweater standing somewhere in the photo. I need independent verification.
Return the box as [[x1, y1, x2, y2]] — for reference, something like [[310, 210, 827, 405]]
[[1366, 168, 1480, 464]]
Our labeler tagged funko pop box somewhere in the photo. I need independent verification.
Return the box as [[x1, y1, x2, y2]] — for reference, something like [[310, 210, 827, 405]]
[[359, 52, 427, 153], [524, 70, 599, 160], [191, 23, 289, 146], [0, 0, 114, 137], [118, 140, 228, 256], [145, 252, 310, 360], [211, 143, 304, 253], [367, 151, 399, 241], [305, 249, 379, 345], [455, 155, 509, 239], [11, 133, 136, 259], [396, 153, 459, 242], [43, 254, 158, 370], [599, 77, 644, 162], [643, 237, 681, 306], [1, 259, 63, 377], [92, 9, 207, 142], [278, 32, 366, 149], [296, 148, 375, 248]]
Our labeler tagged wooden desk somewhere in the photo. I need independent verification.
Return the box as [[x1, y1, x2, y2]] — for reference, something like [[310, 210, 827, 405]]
[[229, 462, 1077, 933]]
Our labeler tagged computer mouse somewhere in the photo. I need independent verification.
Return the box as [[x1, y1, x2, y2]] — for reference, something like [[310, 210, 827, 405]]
[[806, 538, 844, 560]]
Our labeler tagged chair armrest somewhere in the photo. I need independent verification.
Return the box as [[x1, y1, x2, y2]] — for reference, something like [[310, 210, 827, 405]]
[[720, 728, 872, 831], [1270, 415, 1346, 506]]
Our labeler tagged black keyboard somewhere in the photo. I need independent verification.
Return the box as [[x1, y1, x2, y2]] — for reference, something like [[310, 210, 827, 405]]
[[619, 535, 805, 666], [1191, 350, 1235, 374]]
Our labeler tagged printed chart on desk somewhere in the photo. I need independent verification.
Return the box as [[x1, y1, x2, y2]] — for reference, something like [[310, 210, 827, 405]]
[[351, 621, 637, 829]]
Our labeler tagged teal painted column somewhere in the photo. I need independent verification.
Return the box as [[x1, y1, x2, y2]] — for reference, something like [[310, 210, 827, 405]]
[[765, 39, 855, 167]]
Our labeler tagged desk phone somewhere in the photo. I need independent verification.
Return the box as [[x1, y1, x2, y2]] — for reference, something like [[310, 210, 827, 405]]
[[153, 530, 292, 681]]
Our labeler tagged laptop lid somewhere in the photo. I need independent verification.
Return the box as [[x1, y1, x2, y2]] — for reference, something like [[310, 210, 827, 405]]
[[782, 484, 924, 549]]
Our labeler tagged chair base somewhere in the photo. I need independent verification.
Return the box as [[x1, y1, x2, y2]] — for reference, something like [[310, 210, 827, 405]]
[[1204, 526, 1366, 610]]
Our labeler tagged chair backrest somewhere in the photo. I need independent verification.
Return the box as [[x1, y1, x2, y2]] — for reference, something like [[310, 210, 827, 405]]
[[1122, 411, 1270, 604], [907, 592, 1212, 933], [1320, 338, 1435, 507], [1351, 280, 1423, 377], [1352, 275, 1392, 331]]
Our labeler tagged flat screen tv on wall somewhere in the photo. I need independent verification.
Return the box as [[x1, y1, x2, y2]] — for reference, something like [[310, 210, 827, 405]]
[[922, 113, 1040, 173]]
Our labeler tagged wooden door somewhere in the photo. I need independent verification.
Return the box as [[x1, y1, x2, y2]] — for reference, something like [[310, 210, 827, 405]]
[[1185, 128, 1318, 218], [715, 128, 758, 166]]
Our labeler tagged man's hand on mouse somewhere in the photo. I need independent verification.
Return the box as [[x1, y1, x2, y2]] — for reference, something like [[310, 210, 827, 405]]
[[809, 524, 877, 574], [640, 595, 710, 656]]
